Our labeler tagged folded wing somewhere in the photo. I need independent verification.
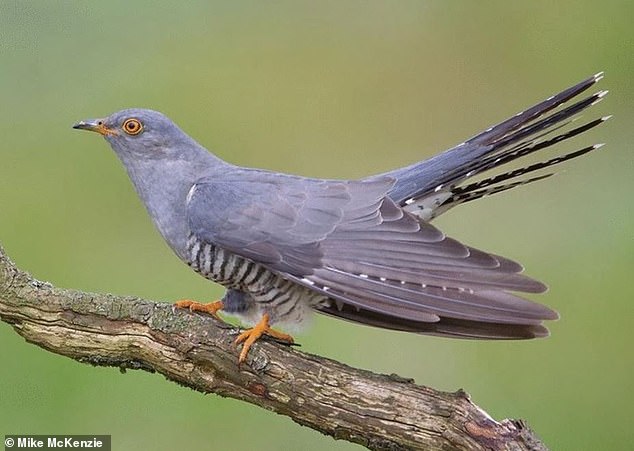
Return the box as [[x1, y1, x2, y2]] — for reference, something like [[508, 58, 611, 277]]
[[188, 170, 557, 338]]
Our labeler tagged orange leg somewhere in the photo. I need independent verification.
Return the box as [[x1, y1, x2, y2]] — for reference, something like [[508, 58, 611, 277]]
[[235, 313, 294, 363], [174, 299, 224, 320]]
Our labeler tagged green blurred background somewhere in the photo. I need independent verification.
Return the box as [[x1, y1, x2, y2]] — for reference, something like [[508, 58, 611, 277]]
[[1, 1, 632, 449]]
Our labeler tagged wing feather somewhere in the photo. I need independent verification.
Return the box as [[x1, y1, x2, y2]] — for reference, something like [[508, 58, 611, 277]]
[[187, 169, 555, 335]]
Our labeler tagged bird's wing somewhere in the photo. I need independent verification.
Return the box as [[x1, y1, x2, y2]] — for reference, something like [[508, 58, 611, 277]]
[[187, 170, 556, 331], [186, 170, 395, 274]]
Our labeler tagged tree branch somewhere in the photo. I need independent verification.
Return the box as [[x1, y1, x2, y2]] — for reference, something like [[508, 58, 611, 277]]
[[0, 244, 547, 451]]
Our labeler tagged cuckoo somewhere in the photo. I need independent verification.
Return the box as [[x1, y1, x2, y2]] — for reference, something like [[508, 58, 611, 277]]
[[73, 73, 608, 363]]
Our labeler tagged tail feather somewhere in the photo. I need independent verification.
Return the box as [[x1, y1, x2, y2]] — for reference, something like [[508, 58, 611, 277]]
[[432, 143, 604, 214], [466, 72, 602, 147], [457, 98, 607, 184], [377, 73, 607, 219], [484, 116, 607, 173]]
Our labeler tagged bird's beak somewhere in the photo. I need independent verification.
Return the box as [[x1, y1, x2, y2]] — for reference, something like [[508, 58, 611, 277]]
[[72, 119, 117, 136]]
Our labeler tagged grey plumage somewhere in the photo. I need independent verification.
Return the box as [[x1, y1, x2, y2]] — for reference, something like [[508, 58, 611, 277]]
[[74, 72, 607, 341]]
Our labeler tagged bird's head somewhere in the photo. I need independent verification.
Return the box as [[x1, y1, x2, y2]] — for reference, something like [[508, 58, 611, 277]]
[[73, 108, 196, 160]]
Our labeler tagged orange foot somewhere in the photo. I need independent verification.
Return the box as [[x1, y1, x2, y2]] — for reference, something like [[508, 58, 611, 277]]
[[174, 299, 224, 319], [235, 313, 294, 364]]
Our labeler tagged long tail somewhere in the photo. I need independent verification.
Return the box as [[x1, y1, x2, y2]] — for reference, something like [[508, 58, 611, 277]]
[[376, 73, 608, 221]]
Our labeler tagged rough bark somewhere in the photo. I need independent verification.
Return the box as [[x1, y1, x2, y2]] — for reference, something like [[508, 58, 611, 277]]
[[0, 244, 547, 451]]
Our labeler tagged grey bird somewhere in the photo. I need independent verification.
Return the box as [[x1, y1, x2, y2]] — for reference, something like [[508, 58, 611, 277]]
[[74, 73, 608, 363]]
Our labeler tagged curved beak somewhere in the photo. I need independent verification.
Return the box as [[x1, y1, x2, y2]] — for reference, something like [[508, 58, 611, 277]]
[[72, 119, 117, 136]]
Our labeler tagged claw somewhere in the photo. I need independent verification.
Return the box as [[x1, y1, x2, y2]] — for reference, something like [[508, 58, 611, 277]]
[[235, 313, 294, 364], [174, 299, 223, 319]]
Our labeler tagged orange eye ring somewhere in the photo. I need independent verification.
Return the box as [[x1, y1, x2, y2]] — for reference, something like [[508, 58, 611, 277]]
[[122, 118, 143, 135]]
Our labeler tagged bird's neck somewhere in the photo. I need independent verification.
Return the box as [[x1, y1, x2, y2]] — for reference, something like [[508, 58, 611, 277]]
[[117, 144, 229, 261]]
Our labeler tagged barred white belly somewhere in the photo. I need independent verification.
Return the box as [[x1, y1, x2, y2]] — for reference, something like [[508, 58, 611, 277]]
[[185, 235, 327, 326]]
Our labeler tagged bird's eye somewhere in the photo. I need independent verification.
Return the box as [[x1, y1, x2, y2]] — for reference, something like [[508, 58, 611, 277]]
[[122, 118, 143, 136]]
